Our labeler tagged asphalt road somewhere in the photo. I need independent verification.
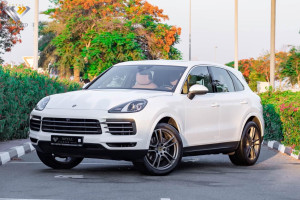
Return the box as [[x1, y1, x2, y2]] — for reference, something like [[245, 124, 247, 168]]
[[0, 145, 299, 200]]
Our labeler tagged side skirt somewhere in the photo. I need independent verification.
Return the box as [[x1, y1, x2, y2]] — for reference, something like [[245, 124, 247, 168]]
[[183, 141, 239, 157]]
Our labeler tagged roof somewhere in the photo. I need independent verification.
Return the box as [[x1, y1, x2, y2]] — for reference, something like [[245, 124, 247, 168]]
[[114, 60, 244, 81], [114, 60, 236, 71]]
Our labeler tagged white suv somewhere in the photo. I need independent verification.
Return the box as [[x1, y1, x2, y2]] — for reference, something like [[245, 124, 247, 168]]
[[29, 60, 264, 175]]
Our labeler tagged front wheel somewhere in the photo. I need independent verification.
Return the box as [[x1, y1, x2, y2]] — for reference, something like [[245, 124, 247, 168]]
[[133, 123, 183, 175], [229, 121, 262, 166], [37, 151, 83, 169]]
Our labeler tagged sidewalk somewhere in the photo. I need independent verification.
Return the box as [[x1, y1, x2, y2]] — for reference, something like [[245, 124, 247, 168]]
[[0, 138, 30, 152], [0, 138, 35, 166]]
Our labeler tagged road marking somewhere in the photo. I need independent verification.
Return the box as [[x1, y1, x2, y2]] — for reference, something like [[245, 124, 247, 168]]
[[8, 161, 131, 166], [12, 146, 25, 157], [0, 152, 10, 165], [0, 199, 58, 200], [55, 175, 84, 179], [161, 198, 171, 200]]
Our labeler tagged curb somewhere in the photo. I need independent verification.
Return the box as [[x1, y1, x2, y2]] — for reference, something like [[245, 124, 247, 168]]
[[0, 142, 35, 166], [263, 140, 300, 160]]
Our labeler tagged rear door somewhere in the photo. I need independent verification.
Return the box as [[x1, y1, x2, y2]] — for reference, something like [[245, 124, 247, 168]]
[[209, 66, 248, 142]]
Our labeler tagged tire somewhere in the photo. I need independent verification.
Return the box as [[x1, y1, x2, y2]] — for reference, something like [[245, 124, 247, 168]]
[[229, 121, 262, 166], [37, 150, 84, 169], [133, 123, 183, 175]]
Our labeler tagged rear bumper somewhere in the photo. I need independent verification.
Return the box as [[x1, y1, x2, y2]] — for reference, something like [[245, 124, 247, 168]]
[[33, 141, 148, 161]]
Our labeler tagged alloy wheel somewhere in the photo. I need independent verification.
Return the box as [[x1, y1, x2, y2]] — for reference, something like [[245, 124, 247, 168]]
[[146, 128, 179, 170], [245, 126, 260, 160]]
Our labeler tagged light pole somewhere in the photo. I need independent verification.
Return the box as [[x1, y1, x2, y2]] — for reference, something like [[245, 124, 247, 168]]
[[270, 0, 276, 89], [33, 0, 39, 70], [214, 46, 218, 63], [234, 0, 238, 70], [189, 0, 191, 61]]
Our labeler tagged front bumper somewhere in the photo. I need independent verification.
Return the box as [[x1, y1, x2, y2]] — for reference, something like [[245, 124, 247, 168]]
[[29, 108, 152, 160], [33, 141, 147, 160]]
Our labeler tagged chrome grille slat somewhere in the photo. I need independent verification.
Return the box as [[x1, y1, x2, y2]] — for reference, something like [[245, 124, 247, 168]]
[[42, 117, 102, 135], [30, 116, 41, 131], [106, 126, 132, 129], [42, 129, 100, 133], [42, 124, 99, 129], [106, 119, 136, 135], [42, 120, 99, 124], [103, 122, 132, 124]]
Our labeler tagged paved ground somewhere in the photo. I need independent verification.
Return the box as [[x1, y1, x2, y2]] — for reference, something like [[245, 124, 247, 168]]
[[0, 145, 299, 200], [0, 139, 30, 152]]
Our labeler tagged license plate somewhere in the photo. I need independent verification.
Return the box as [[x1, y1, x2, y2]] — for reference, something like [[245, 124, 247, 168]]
[[51, 135, 83, 147]]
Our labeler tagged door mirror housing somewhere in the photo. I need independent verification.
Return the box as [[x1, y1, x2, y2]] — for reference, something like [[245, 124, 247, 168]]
[[187, 84, 209, 100]]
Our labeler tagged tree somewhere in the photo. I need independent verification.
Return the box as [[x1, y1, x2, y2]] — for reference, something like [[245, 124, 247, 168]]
[[226, 58, 255, 82], [44, 0, 182, 81], [281, 48, 300, 87], [38, 21, 57, 71], [226, 51, 289, 91], [0, 1, 23, 64]]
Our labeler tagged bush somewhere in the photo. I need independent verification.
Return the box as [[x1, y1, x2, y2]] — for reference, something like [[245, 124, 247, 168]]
[[263, 104, 283, 141], [279, 103, 300, 149], [0, 65, 81, 141], [260, 91, 300, 150]]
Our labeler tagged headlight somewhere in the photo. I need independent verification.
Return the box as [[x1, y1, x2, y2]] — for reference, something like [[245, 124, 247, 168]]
[[35, 96, 50, 111], [108, 99, 148, 113]]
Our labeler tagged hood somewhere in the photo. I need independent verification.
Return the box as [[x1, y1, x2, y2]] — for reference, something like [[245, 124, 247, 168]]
[[46, 89, 171, 110]]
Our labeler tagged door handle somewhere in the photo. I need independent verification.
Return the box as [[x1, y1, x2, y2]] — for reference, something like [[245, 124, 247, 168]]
[[211, 103, 220, 107], [240, 100, 248, 104]]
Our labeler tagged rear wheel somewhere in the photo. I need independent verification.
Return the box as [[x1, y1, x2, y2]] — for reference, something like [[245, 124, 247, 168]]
[[229, 121, 261, 166], [37, 151, 83, 169], [133, 123, 183, 175]]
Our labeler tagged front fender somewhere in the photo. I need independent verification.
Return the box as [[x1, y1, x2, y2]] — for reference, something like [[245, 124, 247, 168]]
[[145, 111, 185, 149]]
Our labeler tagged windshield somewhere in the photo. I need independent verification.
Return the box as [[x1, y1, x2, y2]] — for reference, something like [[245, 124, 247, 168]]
[[88, 65, 187, 92]]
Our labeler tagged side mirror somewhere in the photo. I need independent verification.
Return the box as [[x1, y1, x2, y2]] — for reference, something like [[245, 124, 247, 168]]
[[187, 84, 209, 100]]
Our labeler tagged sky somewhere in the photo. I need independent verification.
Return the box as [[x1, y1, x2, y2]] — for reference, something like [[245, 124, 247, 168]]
[[2, 0, 300, 65]]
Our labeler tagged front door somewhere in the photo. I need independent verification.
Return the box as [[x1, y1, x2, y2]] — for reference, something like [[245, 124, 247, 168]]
[[183, 66, 220, 146]]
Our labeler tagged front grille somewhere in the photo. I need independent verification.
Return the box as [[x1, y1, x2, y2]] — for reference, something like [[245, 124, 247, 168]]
[[104, 119, 136, 135], [30, 116, 41, 131], [42, 118, 102, 134]]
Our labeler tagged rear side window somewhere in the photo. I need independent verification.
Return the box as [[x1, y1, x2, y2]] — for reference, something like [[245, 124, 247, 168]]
[[228, 71, 244, 91], [210, 67, 235, 93]]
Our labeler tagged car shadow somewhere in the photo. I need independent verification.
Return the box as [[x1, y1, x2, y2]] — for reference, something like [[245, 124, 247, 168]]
[[36, 145, 280, 178]]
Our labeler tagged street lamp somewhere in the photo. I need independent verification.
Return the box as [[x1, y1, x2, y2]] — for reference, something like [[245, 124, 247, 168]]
[[270, 0, 276, 89], [189, 0, 192, 61], [33, 0, 39, 70], [234, 0, 238, 70], [214, 46, 218, 63]]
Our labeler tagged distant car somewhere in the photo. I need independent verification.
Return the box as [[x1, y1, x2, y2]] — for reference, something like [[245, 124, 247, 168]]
[[29, 60, 264, 175]]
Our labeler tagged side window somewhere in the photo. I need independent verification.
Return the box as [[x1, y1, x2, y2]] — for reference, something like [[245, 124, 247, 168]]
[[228, 71, 244, 91], [182, 66, 213, 94], [210, 67, 235, 93]]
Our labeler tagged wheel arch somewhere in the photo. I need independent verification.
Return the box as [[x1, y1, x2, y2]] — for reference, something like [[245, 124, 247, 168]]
[[146, 114, 183, 148], [239, 114, 264, 141], [157, 117, 180, 133]]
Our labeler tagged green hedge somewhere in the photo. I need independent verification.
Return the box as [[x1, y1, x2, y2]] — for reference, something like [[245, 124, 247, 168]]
[[0, 65, 81, 141], [260, 91, 300, 150]]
